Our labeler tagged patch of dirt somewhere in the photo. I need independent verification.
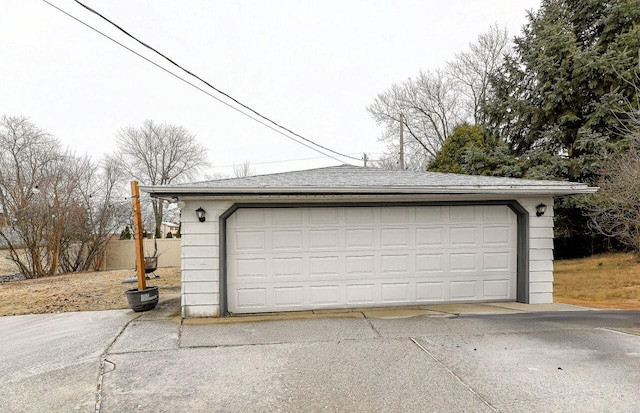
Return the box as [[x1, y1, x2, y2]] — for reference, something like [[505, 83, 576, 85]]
[[0, 267, 180, 316]]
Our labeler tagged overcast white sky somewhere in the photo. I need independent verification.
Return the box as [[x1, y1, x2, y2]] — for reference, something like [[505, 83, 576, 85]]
[[1, 0, 540, 177]]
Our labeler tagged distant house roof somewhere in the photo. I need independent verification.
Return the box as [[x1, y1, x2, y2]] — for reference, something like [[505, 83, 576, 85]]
[[141, 164, 597, 198]]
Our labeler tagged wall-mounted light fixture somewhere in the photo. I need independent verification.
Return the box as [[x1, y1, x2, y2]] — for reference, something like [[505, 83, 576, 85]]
[[195, 207, 206, 222], [536, 203, 547, 217]]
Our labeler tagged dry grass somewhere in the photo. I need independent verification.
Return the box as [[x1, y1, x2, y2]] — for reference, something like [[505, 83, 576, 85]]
[[2, 252, 638, 316], [554, 253, 640, 309], [0, 267, 180, 316]]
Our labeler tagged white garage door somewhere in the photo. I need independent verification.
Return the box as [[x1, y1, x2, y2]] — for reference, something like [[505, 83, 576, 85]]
[[226, 205, 517, 314]]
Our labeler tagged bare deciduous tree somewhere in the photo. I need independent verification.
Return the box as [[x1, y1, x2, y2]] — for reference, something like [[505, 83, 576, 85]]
[[368, 25, 511, 170], [115, 120, 209, 236], [589, 141, 640, 258], [0, 116, 128, 277], [368, 69, 459, 170], [233, 160, 255, 178], [589, 72, 640, 258], [59, 156, 130, 272], [447, 24, 511, 124], [0, 115, 61, 277]]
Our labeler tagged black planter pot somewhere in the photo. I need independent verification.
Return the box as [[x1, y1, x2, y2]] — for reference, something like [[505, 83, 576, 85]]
[[125, 286, 159, 312]]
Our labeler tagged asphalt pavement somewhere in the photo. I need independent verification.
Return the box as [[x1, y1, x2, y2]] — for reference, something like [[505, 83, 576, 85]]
[[0, 297, 638, 413]]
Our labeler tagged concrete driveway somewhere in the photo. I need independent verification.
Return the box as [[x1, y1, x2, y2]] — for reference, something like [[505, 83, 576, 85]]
[[1, 298, 638, 413]]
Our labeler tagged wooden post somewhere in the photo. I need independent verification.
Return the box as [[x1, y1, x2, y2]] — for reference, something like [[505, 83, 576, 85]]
[[130, 181, 147, 291], [399, 113, 405, 170]]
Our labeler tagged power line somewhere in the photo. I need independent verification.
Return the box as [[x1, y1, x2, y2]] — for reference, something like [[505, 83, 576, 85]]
[[40, 0, 351, 164], [212, 153, 364, 169], [69, 0, 361, 162]]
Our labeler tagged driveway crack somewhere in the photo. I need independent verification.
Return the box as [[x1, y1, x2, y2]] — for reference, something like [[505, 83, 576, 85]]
[[94, 313, 143, 413], [410, 337, 497, 412], [362, 312, 382, 338]]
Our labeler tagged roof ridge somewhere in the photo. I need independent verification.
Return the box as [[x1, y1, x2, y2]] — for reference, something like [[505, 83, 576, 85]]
[[188, 163, 360, 185]]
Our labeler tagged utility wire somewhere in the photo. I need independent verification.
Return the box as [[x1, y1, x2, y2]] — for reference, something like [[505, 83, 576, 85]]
[[41, 0, 350, 164], [212, 153, 364, 169], [69, 0, 361, 162]]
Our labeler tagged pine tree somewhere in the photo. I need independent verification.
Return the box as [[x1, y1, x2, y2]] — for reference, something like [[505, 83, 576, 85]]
[[119, 226, 132, 240]]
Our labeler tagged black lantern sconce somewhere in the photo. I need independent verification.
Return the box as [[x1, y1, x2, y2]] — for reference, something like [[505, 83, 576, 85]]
[[536, 203, 547, 217], [195, 207, 206, 222]]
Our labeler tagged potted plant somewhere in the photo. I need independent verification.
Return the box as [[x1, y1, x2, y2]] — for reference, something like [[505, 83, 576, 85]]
[[143, 236, 163, 278], [125, 285, 159, 312]]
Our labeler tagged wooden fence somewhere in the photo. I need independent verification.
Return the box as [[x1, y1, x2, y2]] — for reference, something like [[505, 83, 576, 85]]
[[102, 238, 181, 270], [0, 238, 182, 274]]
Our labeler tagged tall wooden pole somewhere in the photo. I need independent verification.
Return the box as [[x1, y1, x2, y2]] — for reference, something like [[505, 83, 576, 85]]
[[399, 113, 405, 170], [130, 181, 147, 291]]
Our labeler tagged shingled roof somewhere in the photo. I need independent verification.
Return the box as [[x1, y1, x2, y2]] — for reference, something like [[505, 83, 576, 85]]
[[141, 164, 597, 197]]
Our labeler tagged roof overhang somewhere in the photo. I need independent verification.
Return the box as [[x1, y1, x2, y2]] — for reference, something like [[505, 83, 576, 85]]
[[140, 165, 598, 200], [141, 184, 598, 200]]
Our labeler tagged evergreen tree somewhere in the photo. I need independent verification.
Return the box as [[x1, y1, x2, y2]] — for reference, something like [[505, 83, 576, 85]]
[[428, 125, 497, 174], [484, 0, 640, 185], [471, 0, 640, 256], [119, 226, 132, 240]]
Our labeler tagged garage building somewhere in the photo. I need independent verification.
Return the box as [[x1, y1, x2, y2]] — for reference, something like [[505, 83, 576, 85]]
[[142, 165, 596, 318]]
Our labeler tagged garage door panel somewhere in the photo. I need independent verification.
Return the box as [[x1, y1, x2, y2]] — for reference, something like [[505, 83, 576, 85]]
[[233, 231, 266, 251], [309, 229, 340, 249], [234, 258, 267, 279], [380, 207, 409, 223], [381, 282, 412, 303], [416, 227, 445, 246], [309, 285, 341, 306], [483, 252, 512, 271], [415, 206, 444, 222], [345, 255, 375, 275], [272, 257, 303, 278], [483, 226, 512, 245], [482, 205, 513, 221], [346, 284, 376, 304], [380, 228, 410, 247], [227, 206, 517, 313], [271, 208, 303, 225], [449, 205, 476, 221], [233, 287, 268, 310], [449, 253, 478, 272], [450, 281, 477, 299], [380, 254, 410, 274], [416, 253, 445, 272], [309, 208, 339, 224], [416, 282, 444, 301], [483, 279, 510, 298], [345, 207, 374, 223], [450, 227, 478, 246], [272, 230, 303, 250], [273, 286, 305, 308], [232, 209, 266, 226], [345, 229, 375, 249], [309, 256, 340, 276]]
